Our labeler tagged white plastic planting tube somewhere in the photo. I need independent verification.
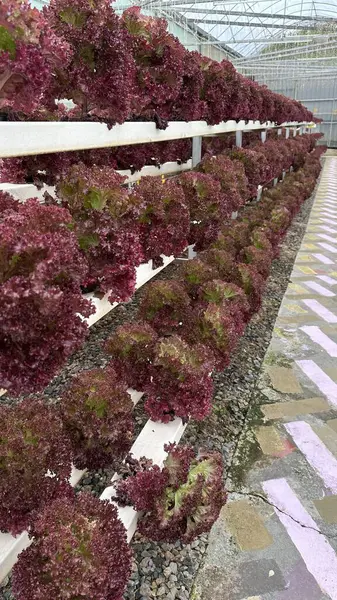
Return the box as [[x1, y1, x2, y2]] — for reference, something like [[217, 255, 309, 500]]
[[0, 532, 30, 583], [100, 416, 188, 542], [0, 120, 310, 158], [118, 160, 192, 183], [0, 183, 55, 202]]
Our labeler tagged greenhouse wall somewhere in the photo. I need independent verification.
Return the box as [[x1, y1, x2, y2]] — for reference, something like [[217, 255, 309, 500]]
[[249, 74, 337, 147]]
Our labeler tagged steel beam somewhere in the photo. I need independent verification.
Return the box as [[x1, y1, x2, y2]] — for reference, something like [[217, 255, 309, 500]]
[[186, 18, 319, 30], [177, 8, 337, 22], [182, 35, 332, 44], [142, 0, 336, 7]]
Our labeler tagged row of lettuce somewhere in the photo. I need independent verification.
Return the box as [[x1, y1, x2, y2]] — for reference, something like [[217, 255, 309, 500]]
[[1, 0, 316, 126], [0, 128, 313, 182], [0, 132, 321, 395], [1, 142, 324, 600]]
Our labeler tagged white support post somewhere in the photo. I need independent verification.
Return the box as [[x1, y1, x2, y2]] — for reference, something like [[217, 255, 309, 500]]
[[261, 130, 267, 143], [256, 185, 262, 202], [293, 127, 297, 137], [187, 245, 197, 259], [234, 131, 242, 216], [273, 177, 278, 187], [192, 136, 202, 168], [285, 128, 290, 139], [235, 130, 242, 147], [232, 131, 242, 218], [176, 244, 197, 262], [277, 128, 282, 136]]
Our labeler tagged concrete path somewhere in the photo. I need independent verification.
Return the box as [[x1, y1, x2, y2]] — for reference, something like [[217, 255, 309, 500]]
[[193, 150, 337, 600]]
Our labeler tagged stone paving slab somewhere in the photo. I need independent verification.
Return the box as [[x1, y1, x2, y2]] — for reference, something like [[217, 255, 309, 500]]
[[192, 154, 337, 600]]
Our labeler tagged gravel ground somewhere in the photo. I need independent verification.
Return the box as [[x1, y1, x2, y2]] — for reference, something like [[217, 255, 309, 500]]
[[0, 189, 315, 600]]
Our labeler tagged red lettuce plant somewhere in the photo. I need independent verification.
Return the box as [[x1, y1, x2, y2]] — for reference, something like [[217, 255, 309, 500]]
[[178, 258, 219, 299], [258, 139, 289, 180], [105, 321, 158, 390], [239, 245, 273, 279], [145, 335, 214, 423], [251, 227, 274, 255], [246, 80, 263, 121], [198, 279, 250, 322], [0, 153, 72, 186], [121, 7, 186, 122], [242, 130, 264, 148], [267, 206, 292, 243], [293, 135, 322, 171], [0, 398, 72, 535], [199, 248, 264, 316], [113, 143, 162, 174], [188, 300, 243, 370], [45, 0, 136, 124], [178, 171, 226, 250], [198, 57, 239, 125], [0, 188, 18, 217], [171, 51, 206, 121], [12, 492, 132, 600], [0, 0, 71, 114], [57, 162, 144, 301], [138, 280, 191, 336], [227, 147, 270, 197], [200, 153, 249, 211], [211, 221, 252, 257], [61, 365, 134, 470], [258, 85, 275, 123], [236, 263, 265, 314], [57, 162, 131, 213], [115, 443, 226, 543], [0, 199, 93, 394], [283, 139, 302, 171], [133, 175, 190, 266], [0, 157, 26, 184], [202, 132, 236, 155], [0, 0, 315, 124], [115, 455, 168, 512], [199, 248, 240, 281], [302, 149, 324, 178], [230, 73, 252, 121]]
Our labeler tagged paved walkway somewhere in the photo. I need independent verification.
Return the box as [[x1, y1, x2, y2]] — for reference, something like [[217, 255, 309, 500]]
[[193, 150, 337, 600]]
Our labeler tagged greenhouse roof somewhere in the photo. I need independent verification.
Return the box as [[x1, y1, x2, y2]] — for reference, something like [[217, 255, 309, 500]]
[[129, 0, 337, 79]]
